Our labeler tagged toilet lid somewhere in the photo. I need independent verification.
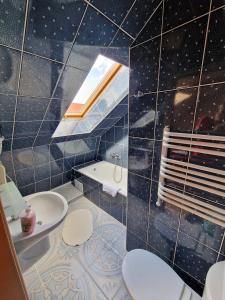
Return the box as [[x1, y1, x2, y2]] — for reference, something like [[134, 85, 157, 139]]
[[122, 249, 184, 300]]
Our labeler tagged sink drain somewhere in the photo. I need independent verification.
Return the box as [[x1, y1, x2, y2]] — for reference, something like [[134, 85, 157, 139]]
[[37, 220, 42, 225]]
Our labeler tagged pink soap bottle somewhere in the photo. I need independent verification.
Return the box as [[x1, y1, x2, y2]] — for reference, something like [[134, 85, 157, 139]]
[[20, 206, 36, 235]]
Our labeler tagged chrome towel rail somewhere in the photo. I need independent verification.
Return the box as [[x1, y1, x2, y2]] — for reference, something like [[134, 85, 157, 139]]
[[157, 127, 225, 227]]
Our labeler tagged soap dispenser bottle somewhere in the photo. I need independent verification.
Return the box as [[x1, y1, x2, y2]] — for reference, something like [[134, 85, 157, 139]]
[[20, 206, 36, 235]]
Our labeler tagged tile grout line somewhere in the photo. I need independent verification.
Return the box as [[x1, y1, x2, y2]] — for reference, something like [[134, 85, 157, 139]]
[[216, 231, 225, 261], [131, 1, 223, 49], [131, 0, 163, 47], [146, 0, 164, 246], [83, 0, 135, 40], [10, 0, 30, 185], [172, 0, 213, 268]]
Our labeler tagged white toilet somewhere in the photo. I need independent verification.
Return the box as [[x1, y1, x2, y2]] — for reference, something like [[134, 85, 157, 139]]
[[122, 249, 225, 300]]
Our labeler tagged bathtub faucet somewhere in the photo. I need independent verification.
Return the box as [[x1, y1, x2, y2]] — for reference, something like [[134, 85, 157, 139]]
[[111, 152, 121, 160]]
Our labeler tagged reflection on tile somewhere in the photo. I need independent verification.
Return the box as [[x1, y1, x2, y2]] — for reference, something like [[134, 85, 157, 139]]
[[163, 0, 210, 32], [24, 0, 86, 62], [195, 82, 225, 135], [180, 211, 224, 251], [0, 46, 20, 94], [128, 137, 154, 178], [16, 96, 50, 121], [0, 0, 26, 49], [174, 233, 218, 283], [33, 145, 50, 166], [19, 53, 63, 98], [0, 94, 16, 121], [202, 8, 225, 84], [16, 166, 35, 187], [129, 94, 156, 139], [35, 163, 50, 181], [148, 216, 177, 261], [53, 65, 87, 100], [159, 17, 207, 90], [156, 88, 197, 139], [44, 98, 69, 121], [130, 38, 160, 95]]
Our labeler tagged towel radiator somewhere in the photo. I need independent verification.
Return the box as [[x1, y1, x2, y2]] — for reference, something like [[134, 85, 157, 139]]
[[157, 127, 225, 227]]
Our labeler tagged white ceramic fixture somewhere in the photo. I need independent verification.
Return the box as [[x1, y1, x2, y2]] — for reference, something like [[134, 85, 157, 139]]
[[122, 249, 225, 300], [10, 191, 68, 254]]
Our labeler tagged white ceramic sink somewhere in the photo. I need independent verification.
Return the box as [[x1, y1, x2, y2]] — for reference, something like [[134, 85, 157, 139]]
[[10, 191, 68, 253]]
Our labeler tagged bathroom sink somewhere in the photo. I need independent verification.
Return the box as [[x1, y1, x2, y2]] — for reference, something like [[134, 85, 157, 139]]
[[9, 191, 68, 253]]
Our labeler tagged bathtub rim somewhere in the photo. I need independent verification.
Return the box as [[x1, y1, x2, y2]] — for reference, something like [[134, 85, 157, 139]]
[[77, 160, 128, 197]]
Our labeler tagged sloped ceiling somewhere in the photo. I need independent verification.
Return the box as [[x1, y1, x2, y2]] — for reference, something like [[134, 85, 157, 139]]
[[0, 0, 161, 151]]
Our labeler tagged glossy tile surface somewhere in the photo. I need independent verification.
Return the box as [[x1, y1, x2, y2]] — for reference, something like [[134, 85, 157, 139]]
[[159, 17, 208, 90], [24, 0, 86, 62], [0, 0, 26, 49]]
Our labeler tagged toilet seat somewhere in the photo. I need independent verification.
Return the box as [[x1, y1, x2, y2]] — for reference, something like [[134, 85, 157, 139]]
[[122, 249, 198, 300]]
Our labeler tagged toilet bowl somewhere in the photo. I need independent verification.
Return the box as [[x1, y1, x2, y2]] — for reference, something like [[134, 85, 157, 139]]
[[9, 191, 68, 254], [122, 249, 225, 300]]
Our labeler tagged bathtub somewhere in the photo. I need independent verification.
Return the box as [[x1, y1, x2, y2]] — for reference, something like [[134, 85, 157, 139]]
[[78, 161, 128, 197]]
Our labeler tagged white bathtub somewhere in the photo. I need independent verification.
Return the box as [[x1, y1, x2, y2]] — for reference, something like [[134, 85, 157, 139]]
[[78, 161, 128, 197]]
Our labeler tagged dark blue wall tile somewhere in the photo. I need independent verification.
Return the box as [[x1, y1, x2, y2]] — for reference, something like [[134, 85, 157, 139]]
[[50, 142, 64, 161], [129, 94, 156, 139], [202, 8, 225, 84], [16, 167, 35, 187], [195, 82, 225, 135], [90, 0, 134, 25], [36, 177, 50, 192], [53, 66, 86, 100], [0, 46, 20, 94], [0, 94, 16, 121], [133, 4, 162, 45], [212, 0, 225, 9], [105, 30, 133, 66], [33, 145, 50, 166], [155, 88, 197, 139], [38, 120, 59, 136], [0, 0, 26, 49], [14, 121, 41, 138], [35, 163, 50, 181], [128, 137, 154, 178], [122, 0, 161, 38], [51, 173, 63, 189], [174, 233, 218, 283], [173, 265, 204, 296], [163, 0, 210, 32], [12, 136, 35, 150], [180, 212, 224, 252], [159, 17, 208, 90], [1, 122, 14, 139], [20, 183, 35, 197], [24, 0, 86, 62], [50, 158, 64, 176], [44, 99, 68, 121], [126, 230, 147, 251], [19, 53, 63, 98], [130, 38, 160, 95], [148, 216, 177, 261], [16, 96, 50, 121]]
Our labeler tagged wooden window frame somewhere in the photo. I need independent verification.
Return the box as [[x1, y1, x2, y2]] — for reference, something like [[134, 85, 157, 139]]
[[64, 63, 122, 119]]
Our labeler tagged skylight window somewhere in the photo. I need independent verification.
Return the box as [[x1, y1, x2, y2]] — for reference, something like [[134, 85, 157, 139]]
[[64, 55, 121, 118]]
